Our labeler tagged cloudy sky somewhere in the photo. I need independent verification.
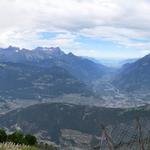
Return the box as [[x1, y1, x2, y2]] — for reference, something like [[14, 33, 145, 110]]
[[0, 0, 150, 59]]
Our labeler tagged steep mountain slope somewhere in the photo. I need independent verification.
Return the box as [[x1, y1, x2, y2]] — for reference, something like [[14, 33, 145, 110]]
[[0, 46, 108, 83], [0, 63, 91, 99], [112, 54, 150, 93], [0, 103, 150, 144]]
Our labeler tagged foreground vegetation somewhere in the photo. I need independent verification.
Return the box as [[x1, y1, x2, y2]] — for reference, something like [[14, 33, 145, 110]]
[[0, 142, 56, 150], [0, 142, 39, 150], [0, 129, 56, 150], [0, 129, 37, 146]]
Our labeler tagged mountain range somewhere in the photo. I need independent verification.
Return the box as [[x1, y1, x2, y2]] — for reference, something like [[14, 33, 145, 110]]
[[0, 46, 150, 104], [0, 46, 111, 100], [0, 46, 107, 83]]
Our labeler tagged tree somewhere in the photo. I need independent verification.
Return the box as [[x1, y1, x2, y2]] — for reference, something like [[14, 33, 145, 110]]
[[0, 129, 7, 142], [24, 134, 37, 146]]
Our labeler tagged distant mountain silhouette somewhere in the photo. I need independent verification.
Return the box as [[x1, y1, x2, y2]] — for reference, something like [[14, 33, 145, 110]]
[[0, 46, 108, 83]]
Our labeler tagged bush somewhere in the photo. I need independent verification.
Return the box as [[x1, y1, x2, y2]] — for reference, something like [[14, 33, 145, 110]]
[[7, 131, 24, 144], [24, 134, 37, 146], [0, 129, 7, 142], [0, 129, 38, 147]]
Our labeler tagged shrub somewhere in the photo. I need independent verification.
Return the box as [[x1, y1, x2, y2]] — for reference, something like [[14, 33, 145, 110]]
[[24, 134, 37, 146], [0, 129, 7, 143], [7, 131, 24, 144]]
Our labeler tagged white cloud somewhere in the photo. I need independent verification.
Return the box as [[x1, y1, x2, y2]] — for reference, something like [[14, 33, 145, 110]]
[[0, 0, 150, 56]]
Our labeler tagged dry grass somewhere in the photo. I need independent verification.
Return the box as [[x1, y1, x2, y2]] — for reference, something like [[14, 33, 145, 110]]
[[0, 142, 39, 150]]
